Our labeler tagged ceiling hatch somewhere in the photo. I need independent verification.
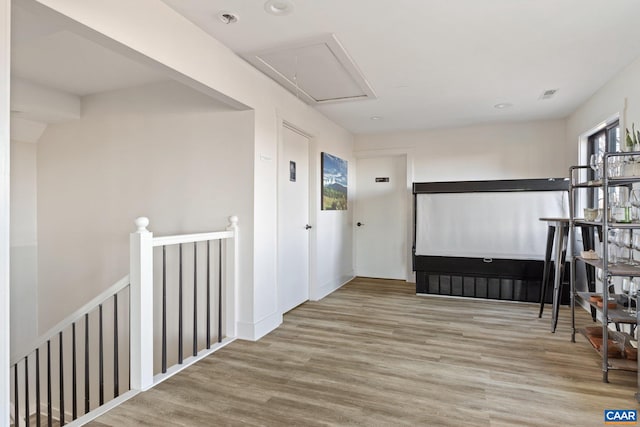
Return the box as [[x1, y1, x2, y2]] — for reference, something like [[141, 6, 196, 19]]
[[242, 34, 376, 104]]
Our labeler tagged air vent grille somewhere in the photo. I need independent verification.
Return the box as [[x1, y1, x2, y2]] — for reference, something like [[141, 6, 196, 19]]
[[540, 89, 558, 100]]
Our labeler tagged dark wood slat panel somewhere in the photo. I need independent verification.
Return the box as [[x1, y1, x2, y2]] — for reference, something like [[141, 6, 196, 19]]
[[35, 349, 40, 427], [179, 244, 183, 364], [218, 240, 222, 343], [72, 323, 77, 420], [99, 304, 104, 406], [206, 240, 211, 349], [24, 357, 28, 427], [193, 242, 198, 357], [47, 341, 51, 426], [114, 294, 119, 398], [14, 363, 18, 427], [58, 332, 64, 425], [162, 245, 167, 374], [84, 313, 90, 414]]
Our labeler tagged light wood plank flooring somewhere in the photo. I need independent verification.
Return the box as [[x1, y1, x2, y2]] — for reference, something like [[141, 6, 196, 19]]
[[90, 277, 638, 426]]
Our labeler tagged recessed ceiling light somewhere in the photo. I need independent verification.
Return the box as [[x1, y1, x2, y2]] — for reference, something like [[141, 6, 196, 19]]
[[370, 116, 382, 121], [494, 103, 513, 109], [217, 11, 239, 24], [264, 0, 295, 16]]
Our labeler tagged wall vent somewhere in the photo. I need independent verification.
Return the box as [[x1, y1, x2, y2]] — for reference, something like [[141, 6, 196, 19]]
[[539, 89, 558, 100]]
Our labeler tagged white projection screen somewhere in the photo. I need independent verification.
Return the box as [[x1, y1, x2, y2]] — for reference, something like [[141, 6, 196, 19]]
[[415, 190, 569, 260]]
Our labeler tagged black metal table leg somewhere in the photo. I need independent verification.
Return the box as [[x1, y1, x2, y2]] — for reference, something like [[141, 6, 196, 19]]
[[539, 225, 556, 318], [552, 224, 569, 333]]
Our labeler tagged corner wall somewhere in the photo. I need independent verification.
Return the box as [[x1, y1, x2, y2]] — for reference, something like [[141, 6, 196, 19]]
[[0, 0, 10, 422], [565, 56, 640, 166], [37, 81, 255, 330], [28, 0, 355, 340], [9, 140, 38, 358]]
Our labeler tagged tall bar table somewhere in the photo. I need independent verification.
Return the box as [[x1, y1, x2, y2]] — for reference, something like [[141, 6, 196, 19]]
[[538, 217, 570, 333]]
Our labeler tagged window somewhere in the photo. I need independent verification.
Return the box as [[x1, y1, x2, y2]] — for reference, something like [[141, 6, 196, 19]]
[[586, 120, 620, 208]]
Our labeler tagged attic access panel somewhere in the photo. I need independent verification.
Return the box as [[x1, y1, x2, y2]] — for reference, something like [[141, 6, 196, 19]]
[[242, 34, 376, 104]]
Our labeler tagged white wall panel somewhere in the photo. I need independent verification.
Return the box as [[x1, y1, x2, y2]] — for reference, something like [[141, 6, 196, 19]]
[[37, 82, 254, 331], [28, 0, 355, 340], [565, 56, 640, 167], [0, 0, 10, 422], [9, 141, 38, 358]]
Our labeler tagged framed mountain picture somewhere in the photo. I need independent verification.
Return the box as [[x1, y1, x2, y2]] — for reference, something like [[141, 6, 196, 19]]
[[321, 152, 348, 210]]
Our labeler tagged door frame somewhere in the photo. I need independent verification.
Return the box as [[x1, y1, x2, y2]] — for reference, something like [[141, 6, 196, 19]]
[[1, 0, 10, 422], [276, 119, 315, 314], [354, 148, 414, 282]]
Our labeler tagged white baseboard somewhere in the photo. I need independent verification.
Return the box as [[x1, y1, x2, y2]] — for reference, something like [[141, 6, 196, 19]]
[[236, 311, 282, 341], [151, 337, 236, 387], [310, 272, 354, 301], [66, 390, 139, 426], [236, 274, 356, 341]]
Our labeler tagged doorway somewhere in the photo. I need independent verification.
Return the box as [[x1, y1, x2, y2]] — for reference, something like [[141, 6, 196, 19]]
[[278, 124, 311, 313], [355, 155, 407, 280]]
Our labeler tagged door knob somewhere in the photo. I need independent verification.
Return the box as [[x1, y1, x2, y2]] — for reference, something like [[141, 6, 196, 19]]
[[357, 222, 364, 227], [305, 224, 312, 230]]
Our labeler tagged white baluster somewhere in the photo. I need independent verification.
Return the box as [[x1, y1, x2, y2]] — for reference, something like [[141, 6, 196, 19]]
[[130, 217, 154, 390], [226, 216, 239, 338]]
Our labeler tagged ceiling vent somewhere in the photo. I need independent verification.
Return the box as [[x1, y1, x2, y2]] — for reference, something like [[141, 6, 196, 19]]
[[242, 34, 376, 104], [539, 89, 558, 100]]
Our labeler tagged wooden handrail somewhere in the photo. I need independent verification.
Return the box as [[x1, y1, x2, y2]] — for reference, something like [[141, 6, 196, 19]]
[[10, 275, 130, 365], [152, 230, 234, 247]]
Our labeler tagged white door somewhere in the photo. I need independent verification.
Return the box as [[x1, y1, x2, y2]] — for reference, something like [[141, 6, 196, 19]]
[[355, 156, 407, 280], [278, 125, 310, 313]]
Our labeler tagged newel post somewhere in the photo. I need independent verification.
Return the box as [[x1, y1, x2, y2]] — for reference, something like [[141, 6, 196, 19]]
[[130, 217, 154, 390], [226, 216, 239, 338]]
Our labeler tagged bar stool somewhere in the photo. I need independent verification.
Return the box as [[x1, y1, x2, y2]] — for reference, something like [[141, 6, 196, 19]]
[[538, 217, 570, 333]]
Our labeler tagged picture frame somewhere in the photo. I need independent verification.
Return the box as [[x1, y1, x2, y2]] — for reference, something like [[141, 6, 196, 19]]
[[321, 152, 348, 210]]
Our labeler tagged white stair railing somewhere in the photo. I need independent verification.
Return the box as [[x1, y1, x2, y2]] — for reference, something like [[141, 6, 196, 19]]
[[10, 216, 238, 426], [129, 215, 238, 389], [9, 276, 132, 426]]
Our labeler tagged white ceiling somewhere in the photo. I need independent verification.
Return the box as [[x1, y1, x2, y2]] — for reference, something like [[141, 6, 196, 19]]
[[161, 0, 640, 134], [12, 30, 169, 97], [11, 5, 169, 97], [11, 3, 236, 130]]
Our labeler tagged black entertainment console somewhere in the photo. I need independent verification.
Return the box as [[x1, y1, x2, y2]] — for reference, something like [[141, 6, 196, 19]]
[[412, 178, 570, 303]]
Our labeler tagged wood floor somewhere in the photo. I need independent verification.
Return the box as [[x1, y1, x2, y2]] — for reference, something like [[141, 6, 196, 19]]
[[90, 277, 638, 427]]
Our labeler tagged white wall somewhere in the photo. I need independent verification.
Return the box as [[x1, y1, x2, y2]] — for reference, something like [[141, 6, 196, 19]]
[[355, 119, 568, 182], [0, 0, 10, 422], [566, 56, 640, 167], [310, 134, 355, 301], [355, 120, 567, 282], [29, 0, 355, 340], [37, 81, 255, 331], [9, 140, 38, 358]]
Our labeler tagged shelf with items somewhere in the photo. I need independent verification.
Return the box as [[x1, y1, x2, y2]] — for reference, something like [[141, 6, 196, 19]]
[[569, 153, 640, 391], [576, 292, 636, 324], [577, 328, 637, 371], [576, 258, 640, 277], [574, 219, 640, 229]]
